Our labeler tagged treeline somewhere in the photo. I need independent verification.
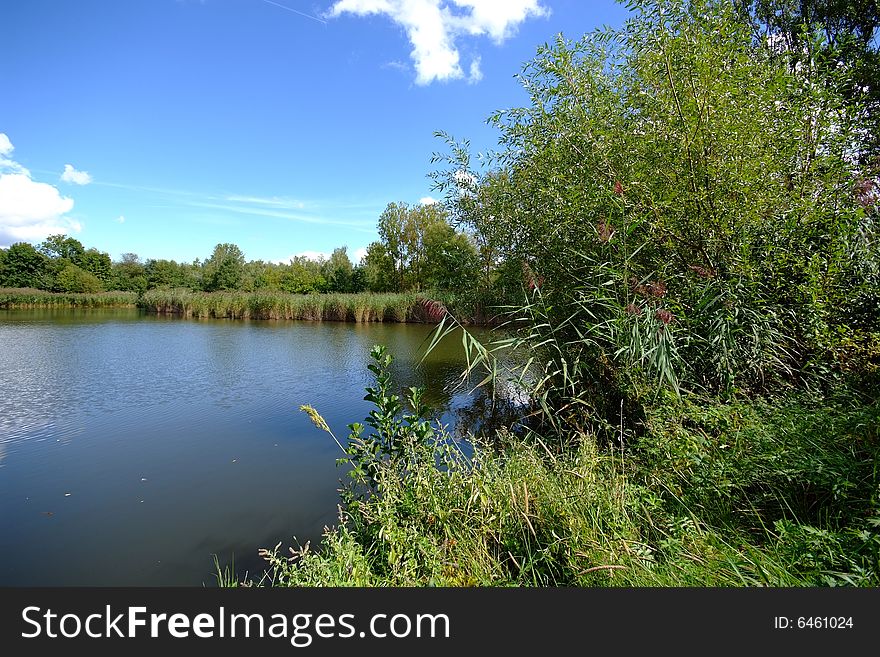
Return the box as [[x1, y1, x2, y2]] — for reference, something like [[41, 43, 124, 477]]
[[0, 203, 494, 298]]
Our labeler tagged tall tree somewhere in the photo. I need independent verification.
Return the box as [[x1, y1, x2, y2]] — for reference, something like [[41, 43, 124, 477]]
[[204, 243, 245, 291], [322, 247, 354, 292], [38, 234, 85, 263], [0, 242, 49, 288]]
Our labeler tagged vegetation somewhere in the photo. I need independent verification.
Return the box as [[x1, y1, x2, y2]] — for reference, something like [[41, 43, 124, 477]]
[[258, 349, 879, 587], [139, 289, 447, 322], [0, 288, 137, 308], [1, 208, 485, 304], [231, 0, 878, 588]]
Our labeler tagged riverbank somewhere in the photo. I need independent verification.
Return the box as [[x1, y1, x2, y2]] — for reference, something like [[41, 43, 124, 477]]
[[0, 288, 137, 308], [0, 288, 464, 323], [139, 289, 450, 322], [252, 355, 880, 587]]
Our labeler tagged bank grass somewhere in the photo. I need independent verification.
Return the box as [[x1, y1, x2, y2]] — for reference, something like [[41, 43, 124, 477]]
[[242, 350, 879, 588], [139, 289, 446, 323], [0, 287, 138, 308]]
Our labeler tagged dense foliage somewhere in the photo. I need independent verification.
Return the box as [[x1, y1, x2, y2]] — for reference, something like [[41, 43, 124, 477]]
[[244, 0, 878, 589]]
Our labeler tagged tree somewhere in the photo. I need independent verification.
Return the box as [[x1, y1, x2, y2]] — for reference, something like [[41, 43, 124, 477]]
[[281, 256, 326, 294], [432, 0, 876, 418], [422, 220, 479, 291], [0, 242, 49, 288], [736, 0, 880, 161], [204, 243, 245, 291], [322, 247, 354, 292], [363, 242, 396, 292], [372, 201, 477, 291], [55, 264, 103, 293], [78, 248, 112, 283], [39, 234, 85, 263], [111, 253, 148, 293], [145, 259, 188, 289]]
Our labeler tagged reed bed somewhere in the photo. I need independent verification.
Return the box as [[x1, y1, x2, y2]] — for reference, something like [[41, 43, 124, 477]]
[[0, 288, 138, 308], [139, 289, 446, 323]]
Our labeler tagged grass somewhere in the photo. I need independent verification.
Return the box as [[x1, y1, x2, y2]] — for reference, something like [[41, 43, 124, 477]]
[[237, 361, 879, 588], [0, 287, 138, 308], [139, 289, 450, 323]]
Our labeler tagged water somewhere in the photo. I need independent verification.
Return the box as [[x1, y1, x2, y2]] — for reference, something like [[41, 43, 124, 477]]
[[0, 308, 487, 585]]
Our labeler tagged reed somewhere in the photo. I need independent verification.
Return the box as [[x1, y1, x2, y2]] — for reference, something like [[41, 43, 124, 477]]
[[0, 288, 138, 308], [138, 289, 444, 323]]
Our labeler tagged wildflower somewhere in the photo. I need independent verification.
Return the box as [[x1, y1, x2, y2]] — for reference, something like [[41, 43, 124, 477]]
[[597, 220, 615, 243], [625, 302, 642, 316], [613, 180, 624, 196]]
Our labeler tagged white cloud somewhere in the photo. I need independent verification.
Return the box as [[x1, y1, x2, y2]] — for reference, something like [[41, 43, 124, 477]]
[[116, 215, 126, 224], [0, 134, 13, 156], [419, 195, 438, 205], [0, 173, 80, 246], [61, 164, 92, 185], [0, 132, 28, 175], [0, 135, 81, 246], [467, 56, 482, 83], [353, 246, 368, 263], [328, 0, 548, 84]]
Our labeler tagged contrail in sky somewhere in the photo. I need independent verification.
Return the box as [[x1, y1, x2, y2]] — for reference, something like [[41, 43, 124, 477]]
[[261, 0, 327, 24]]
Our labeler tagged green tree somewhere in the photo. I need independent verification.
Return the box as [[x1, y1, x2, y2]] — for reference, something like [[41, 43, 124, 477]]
[[432, 0, 876, 432], [422, 220, 479, 291], [372, 201, 477, 291], [78, 248, 112, 283], [111, 253, 148, 293], [362, 241, 396, 292], [322, 247, 354, 292], [281, 256, 326, 294], [0, 242, 49, 288], [145, 259, 187, 289], [39, 234, 85, 263], [736, 0, 880, 161], [204, 243, 245, 292], [55, 264, 103, 293]]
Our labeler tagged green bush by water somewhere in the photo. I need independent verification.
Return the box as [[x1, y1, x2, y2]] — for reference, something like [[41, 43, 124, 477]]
[[236, 348, 879, 588]]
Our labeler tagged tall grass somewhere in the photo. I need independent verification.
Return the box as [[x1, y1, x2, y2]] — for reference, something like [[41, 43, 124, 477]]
[[238, 350, 879, 588], [139, 289, 446, 323], [0, 288, 137, 308]]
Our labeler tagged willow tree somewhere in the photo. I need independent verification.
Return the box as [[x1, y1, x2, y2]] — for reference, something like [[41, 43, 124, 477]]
[[433, 0, 877, 432]]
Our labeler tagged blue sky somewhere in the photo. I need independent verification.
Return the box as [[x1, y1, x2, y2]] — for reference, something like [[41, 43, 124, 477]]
[[0, 0, 627, 264]]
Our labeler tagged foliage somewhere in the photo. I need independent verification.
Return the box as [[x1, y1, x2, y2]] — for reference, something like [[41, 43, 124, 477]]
[[430, 0, 879, 439], [138, 289, 450, 322], [39, 234, 85, 262], [204, 243, 246, 292], [252, 350, 878, 587], [735, 0, 880, 161], [0, 242, 49, 288], [54, 263, 104, 293], [0, 288, 137, 308], [111, 253, 148, 293], [364, 202, 480, 293]]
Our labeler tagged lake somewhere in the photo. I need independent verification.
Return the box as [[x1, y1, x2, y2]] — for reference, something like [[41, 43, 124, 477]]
[[0, 308, 489, 585]]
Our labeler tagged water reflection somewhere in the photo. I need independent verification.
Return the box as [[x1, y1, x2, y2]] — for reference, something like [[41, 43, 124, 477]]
[[0, 308, 501, 585]]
